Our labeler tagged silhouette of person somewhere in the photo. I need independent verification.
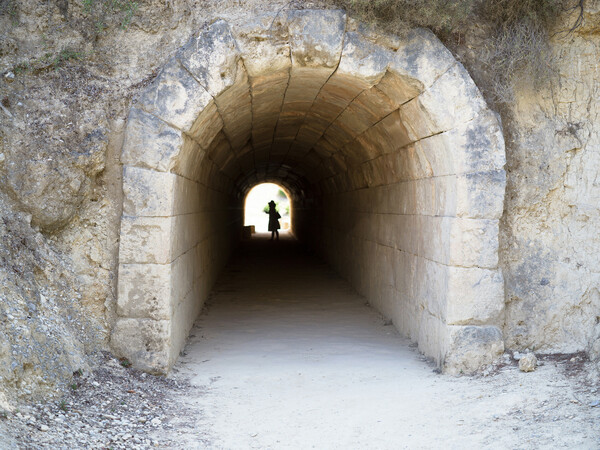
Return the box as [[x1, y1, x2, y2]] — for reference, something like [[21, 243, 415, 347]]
[[266, 200, 281, 241]]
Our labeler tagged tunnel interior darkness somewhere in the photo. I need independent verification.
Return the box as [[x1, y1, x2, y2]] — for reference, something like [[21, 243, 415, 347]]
[[112, 10, 507, 374]]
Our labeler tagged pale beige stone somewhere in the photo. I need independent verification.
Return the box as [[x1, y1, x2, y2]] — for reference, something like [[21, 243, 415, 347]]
[[337, 32, 392, 87], [119, 216, 173, 264], [178, 20, 241, 97], [111, 318, 171, 374], [446, 267, 505, 325], [416, 109, 506, 177], [444, 326, 504, 375], [287, 9, 346, 70], [137, 59, 212, 132], [215, 61, 252, 151], [519, 353, 538, 372], [117, 263, 172, 320], [231, 13, 291, 77], [121, 108, 182, 172], [122, 166, 176, 217], [391, 28, 455, 90]]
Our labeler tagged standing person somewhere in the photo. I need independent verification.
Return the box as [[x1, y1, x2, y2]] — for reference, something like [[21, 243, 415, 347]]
[[266, 200, 281, 241]]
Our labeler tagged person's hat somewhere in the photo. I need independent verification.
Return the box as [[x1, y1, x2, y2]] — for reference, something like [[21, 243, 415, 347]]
[[268, 200, 276, 207]]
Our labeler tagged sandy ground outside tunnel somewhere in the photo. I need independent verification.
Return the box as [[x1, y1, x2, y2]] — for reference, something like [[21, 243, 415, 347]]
[[167, 233, 599, 449], [3, 232, 599, 448]]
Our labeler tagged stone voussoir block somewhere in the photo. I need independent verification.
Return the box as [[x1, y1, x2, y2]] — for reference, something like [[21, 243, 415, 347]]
[[449, 109, 506, 174], [415, 109, 506, 178], [121, 108, 182, 172], [111, 318, 172, 374], [287, 9, 346, 70], [337, 31, 392, 88], [117, 263, 172, 320], [137, 58, 212, 133], [443, 325, 504, 375], [412, 63, 487, 135], [178, 20, 242, 97], [390, 28, 456, 91], [231, 13, 291, 78]]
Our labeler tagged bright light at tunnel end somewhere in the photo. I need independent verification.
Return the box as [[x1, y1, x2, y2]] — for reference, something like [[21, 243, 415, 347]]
[[244, 183, 291, 233]]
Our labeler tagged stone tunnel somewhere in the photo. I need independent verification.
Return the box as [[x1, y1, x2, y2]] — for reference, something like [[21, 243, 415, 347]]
[[111, 10, 507, 375]]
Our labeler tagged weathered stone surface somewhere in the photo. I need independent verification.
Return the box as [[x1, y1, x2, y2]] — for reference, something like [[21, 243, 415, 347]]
[[111, 318, 171, 374], [178, 20, 241, 97], [117, 263, 172, 320], [337, 32, 391, 87], [416, 109, 506, 177], [391, 28, 456, 90], [2, 125, 106, 231], [448, 218, 500, 269], [119, 216, 173, 264], [394, 216, 499, 268], [122, 166, 176, 217], [444, 326, 504, 375], [137, 59, 212, 132], [287, 9, 346, 70], [121, 108, 182, 172], [501, 23, 600, 356], [215, 64, 252, 151], [189, 100, 224, 150], [446, 267, 505, 325], [232, 13, 291, 78], [456, 170, 506, 220], [399, 63, 487, 139]]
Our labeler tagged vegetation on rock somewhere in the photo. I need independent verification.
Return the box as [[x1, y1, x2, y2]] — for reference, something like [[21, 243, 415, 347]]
[[334, 0, 583, 103]]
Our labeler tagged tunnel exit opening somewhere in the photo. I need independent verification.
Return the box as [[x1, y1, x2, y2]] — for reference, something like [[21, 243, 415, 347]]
[[113, 9, 506, 375], [244, 183, 292, 234]]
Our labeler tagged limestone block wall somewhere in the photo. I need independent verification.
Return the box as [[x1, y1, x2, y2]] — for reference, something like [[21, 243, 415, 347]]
[[113, 161, 239, 372], [112, 10, 507, 374]]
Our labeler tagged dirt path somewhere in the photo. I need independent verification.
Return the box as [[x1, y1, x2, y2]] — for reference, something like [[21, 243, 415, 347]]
[[168, 233, 599, 449], [5, 233, 598, 448]]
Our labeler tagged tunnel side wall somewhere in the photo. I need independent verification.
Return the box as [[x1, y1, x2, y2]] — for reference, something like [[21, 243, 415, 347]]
[[112, 164, 241, 373]]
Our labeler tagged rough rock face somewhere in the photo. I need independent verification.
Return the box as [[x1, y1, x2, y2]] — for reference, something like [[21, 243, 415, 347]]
[[0, 194, 100, 407], [499, 6, 600, 357]]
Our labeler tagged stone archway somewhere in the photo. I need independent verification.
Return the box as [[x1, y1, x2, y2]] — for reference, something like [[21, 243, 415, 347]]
[[111, 10, 506, 374]]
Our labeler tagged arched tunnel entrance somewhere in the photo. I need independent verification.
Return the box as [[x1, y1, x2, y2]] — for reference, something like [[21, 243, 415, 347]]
[[112, 10, 506, 375]]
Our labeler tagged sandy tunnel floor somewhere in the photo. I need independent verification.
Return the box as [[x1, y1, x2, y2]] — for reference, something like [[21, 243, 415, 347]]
[[168, 233, 599, 449]]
